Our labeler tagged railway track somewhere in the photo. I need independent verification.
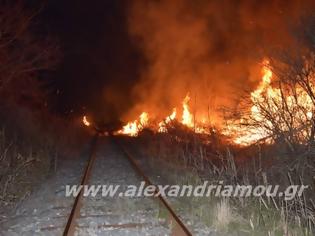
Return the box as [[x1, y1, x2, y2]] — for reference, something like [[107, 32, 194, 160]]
[[62, 135, 192, 236]]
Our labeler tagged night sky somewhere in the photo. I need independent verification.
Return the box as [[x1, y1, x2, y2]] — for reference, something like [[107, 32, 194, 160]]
[[32, 0, 144, 121]]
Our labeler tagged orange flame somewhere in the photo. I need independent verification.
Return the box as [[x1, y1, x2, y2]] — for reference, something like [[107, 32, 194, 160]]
[[83, 116, 91, 127], [118, 93, 210, 136], [158, 108, 177, 132], [223, 61, 273, 145], [118, 112, 149, 136], [182, 94, 194, 128]]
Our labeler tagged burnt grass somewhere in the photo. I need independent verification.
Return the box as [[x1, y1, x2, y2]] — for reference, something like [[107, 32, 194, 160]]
[[123, 124, 315, 235]]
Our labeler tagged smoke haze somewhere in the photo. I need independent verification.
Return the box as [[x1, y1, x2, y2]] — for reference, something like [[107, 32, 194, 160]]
[[125, 0, 315, 124]]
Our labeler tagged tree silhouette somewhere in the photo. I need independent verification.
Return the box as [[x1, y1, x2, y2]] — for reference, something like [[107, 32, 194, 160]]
[[0, 1, 60, 109]]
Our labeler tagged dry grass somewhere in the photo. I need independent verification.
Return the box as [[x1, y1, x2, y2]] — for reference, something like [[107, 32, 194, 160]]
[[0, 125, 50, 211], [214, 198, 234, 229], [134, 123, 315, 235], [0, 106, 88, 213]]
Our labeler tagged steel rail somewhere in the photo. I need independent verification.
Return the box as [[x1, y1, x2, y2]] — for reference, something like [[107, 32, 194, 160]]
[[62, 134, 99, 236], [63, 135, 192, 236], [112, 137, 192, 236]]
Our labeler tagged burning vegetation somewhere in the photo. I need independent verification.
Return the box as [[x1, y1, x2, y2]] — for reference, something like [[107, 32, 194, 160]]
[[226, 55, 315, 149], [101, 57, 315, 150], [115, 93, 207, 137]]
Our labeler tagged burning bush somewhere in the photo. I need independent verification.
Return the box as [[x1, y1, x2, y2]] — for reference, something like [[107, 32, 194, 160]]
[[224, 54, 315, 153]]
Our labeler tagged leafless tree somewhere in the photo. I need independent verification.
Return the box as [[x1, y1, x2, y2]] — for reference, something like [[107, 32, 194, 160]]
[[234, 52, 315, 152], [0, 1, 60, 107]]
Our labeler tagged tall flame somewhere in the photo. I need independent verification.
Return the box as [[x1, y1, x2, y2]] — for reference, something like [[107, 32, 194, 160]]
[[224, 60, 274, 145], [182, 94, 194, 128], [139, 112, 149, 127]]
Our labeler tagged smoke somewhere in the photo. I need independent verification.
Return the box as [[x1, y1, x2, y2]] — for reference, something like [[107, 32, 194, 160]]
[[125, 0, 315, 124]]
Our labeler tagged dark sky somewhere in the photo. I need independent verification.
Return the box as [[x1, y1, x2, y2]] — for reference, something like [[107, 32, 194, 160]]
[[33, 0, 144, 120]]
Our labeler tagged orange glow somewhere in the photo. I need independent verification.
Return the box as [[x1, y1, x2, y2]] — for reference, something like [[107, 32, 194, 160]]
[[83, 116, 91, 127]]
